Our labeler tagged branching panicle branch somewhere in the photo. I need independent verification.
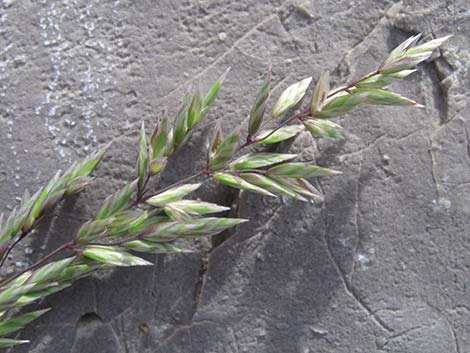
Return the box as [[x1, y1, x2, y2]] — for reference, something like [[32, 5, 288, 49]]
[[0, 33, 451, 348]]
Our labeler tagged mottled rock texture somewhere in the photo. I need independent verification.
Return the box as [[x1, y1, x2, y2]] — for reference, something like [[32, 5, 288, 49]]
[[1, 0, 469, 352]]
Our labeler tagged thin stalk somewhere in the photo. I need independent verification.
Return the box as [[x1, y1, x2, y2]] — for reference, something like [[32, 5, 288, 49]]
[[327, 69, 380, 98], [0, 232, 28, 269], [136, 174, 151, 203], [0, 212, 50, 270], [143, 170, 206, 200], [241, 108, 311, 149], [233, 169, 267, 174], [0, 241, 74, 288]]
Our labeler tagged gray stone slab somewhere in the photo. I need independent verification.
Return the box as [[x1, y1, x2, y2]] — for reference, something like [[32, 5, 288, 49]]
[[0, 0, 469, 352]]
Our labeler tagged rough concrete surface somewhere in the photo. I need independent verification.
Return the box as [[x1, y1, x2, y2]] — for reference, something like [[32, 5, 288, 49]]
[[0, 0, 469, 352]]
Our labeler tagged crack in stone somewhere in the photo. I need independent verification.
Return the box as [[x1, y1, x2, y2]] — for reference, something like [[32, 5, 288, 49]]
[[427, 127, 443, 200], [276, 12, 290, 35], [69, 330, 79, 353], [420, 50, 447, 200], [462, 121, 470, 166], [394, 127, 426, 141], [243, 202, 284, 243], [450, 325, 461, 353], [343, 13, 388, 62], [228, 326, 241, 353], [430, 58, 451, 125], [192, 255, 207, 321], [349, 152, 364, 285], [151, 256, 165, 318], [156, 13, 278, 102], [337, 133, 387, 163], [91, 279, 99, 314], [378, 325, 426, 349], [428, 26, 457, 125], [117, 315, 131, 353], [158, 322, 193, 347], [337, 3, 401, 79], [276, 4, 319, 34], [444, 181, 470, 188], [426, 301, 461, 353], [318, 181, 393, 334], [108, 321, 123, 352]]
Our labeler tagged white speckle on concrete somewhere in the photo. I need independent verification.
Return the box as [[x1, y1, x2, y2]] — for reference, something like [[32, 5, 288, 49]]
[[2, 0, 15, 8], [356, 253, 371, 270]]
